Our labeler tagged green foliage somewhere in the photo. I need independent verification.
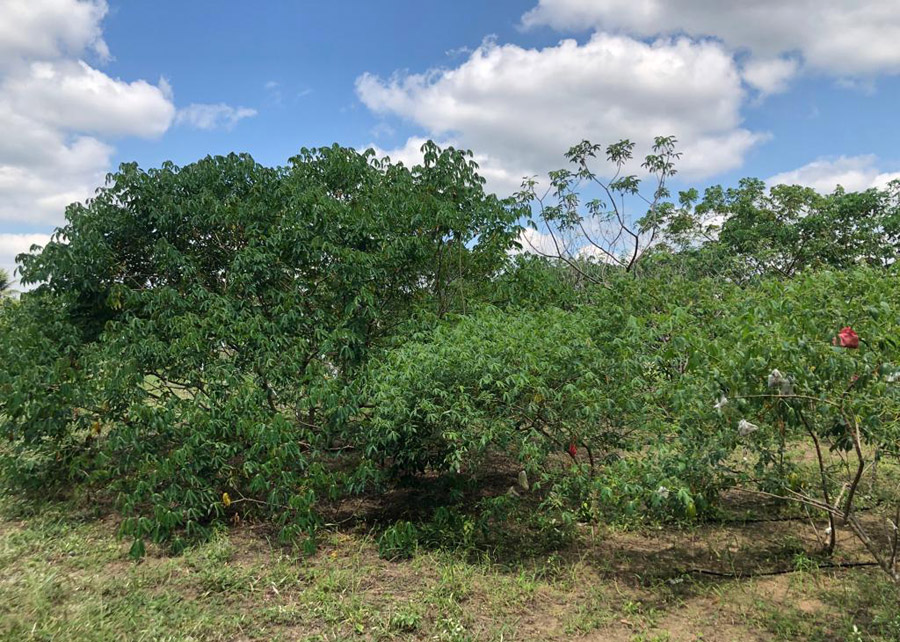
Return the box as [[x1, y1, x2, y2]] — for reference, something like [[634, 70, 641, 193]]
[[674, 267, 900, 474], [377, 521, 420, 559], [365, 265, 900, 554], [365, 274, 745, 526], [367, 304, 627, 475], [0, 293, 93, 491], [645, 178, 900, 280], [523, 138, 900, 284], [1, 142, 520, 551], [2, 134, 899, 579], [714, 180, 900, 274], [489, 254, 585, 310]]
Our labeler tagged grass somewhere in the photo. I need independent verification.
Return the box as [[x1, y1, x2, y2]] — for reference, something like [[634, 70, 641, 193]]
[[1, 492, 899, 642]]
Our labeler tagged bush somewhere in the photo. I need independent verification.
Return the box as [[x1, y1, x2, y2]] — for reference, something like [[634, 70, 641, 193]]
[[690, 268, 900, 579], [364, 274, 745, 526], [365, 266, 900, 577]]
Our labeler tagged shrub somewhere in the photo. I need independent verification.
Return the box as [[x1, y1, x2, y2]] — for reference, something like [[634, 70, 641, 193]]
[[365, 266, 900, 581], [693, 268, 900, 580], [364, 275, 743, 526]]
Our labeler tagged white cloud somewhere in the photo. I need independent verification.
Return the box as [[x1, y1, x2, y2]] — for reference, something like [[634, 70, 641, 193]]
[[0, 115, 112, 224], [0, 232, 53, 289], [767, 155, 900, 193], [513, 223, 631, 265], [0, 1, 253, 237], [678, 130, 770, 177], [0, 0, 180, 232], [0, 0, 109, 66], [5, 60, 174, 137], [365, 136, 431, 169], [357, 34, 764, 190], [175, 103, 258, 131], [521, 0, 900, 77], [514, 227, 563, 257], [742, 57, 800, 96], [576, 242, 625, 264]]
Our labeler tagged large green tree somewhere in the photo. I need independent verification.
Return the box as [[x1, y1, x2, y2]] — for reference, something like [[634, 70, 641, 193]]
[[2, 142, 520, 552]]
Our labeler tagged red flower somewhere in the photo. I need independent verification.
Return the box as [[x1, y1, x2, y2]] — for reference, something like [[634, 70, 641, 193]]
[[833, 326, 859, 349], [567, 442, 578, 457]]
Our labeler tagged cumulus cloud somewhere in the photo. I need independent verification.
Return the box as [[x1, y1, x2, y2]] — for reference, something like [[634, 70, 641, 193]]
[[0, 0, 110, 66], [521, 0, 900, 77], [513, 227, 563, 257], [357, 34, 765, 192], [767, 155, 900, 193], [512, 223, 635, 264], [5, 61, 174, 137], [365, 136, 432, 169], [0, 1, 250, 251], [175, 103, 258, 131], [677, 130, 770, 177], [0, 0, 181, 281], [0, 78, 128, 226], [0, 113, 113, 224]]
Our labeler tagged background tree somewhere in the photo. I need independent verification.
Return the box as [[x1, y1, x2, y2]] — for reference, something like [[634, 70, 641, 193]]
[[642, 178, 900, 281]]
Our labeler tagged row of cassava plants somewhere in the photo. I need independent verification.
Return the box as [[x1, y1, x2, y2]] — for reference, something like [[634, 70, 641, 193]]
[[365, 268, 900, 579]]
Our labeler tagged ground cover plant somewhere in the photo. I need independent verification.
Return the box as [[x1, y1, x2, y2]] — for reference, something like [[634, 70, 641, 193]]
[[1, 138, 899, 639], [2, 490, 899, 641]]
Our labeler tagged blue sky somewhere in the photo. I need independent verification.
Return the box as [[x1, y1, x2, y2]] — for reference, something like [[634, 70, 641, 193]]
[[2, 0, 900, 283]]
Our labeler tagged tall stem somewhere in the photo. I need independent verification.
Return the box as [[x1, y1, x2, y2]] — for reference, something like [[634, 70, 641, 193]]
[[794, 404, 836, 554]]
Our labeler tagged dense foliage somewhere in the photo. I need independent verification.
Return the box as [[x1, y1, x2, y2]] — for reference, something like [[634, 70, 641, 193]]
[[643, 179, 900, 282], [1, 139, 898, 580], [1, 143, 519, 552]]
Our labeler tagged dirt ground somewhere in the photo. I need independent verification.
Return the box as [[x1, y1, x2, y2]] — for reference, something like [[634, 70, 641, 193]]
[[2, 487, 898, 642]]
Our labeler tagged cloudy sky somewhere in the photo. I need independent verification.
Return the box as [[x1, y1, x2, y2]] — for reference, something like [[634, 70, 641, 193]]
[[2, 0, 900, 284]]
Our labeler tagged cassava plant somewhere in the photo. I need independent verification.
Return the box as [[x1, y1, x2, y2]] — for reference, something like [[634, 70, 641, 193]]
[[364, 273, 744, 527], [687, 269, 900, 582]]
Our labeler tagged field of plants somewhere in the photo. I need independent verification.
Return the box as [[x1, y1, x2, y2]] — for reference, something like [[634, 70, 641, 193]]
[[1, 139, 899, 641]]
